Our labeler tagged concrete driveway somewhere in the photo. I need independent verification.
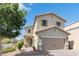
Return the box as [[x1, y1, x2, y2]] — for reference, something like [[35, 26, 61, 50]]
[[48, 49, 79, 56], [2, 47, 79, 56]]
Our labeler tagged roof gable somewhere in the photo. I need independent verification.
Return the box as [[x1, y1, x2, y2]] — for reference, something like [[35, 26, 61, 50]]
[[36, 26, 70, 35]]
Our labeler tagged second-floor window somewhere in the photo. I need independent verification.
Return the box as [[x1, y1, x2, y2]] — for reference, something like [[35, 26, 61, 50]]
[[56, 22, 61, 27], [28, 29, 31, 33], [41, 20, 47, 26]]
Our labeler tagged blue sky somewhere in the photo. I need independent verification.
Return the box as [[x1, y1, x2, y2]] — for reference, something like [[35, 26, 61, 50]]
[[17, 3, 79, 39], [22, 3, 79, 26]]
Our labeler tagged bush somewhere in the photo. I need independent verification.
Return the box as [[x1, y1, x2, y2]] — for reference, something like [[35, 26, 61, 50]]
[[2, 38, 11, 44], [16, 41, 24, 50], [20, 40, 24, 46], [2, 46, 15, 53]]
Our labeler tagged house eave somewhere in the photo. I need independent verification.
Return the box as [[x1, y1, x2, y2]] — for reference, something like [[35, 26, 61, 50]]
[[36, 26, 70, 35], [40, 36, 66, 39]]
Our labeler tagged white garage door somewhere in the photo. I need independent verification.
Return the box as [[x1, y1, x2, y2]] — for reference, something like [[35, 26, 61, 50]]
[[42, 38, 65, 51]]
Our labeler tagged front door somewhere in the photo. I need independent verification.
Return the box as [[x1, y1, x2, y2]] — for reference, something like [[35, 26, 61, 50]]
[[27, 38, 33, 47]]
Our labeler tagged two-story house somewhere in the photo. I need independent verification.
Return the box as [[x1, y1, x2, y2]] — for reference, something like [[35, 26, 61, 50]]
[[24, 13, 70, 51]]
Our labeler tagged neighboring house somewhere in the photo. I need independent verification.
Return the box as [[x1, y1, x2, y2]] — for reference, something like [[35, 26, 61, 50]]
[[65, 21, 79, 50], [24, 13, 70, 51]]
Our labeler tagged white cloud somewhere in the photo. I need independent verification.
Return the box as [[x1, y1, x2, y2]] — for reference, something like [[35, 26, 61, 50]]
[[29, 3, 33, 6], [19, 3, 32, 13], [24, 7, 31, 13]]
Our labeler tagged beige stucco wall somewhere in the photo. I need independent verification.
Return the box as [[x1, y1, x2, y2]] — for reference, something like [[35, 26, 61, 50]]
[[25, 26, 33, 36], [66, 28, 79, 50], [53, 15, 64, 29], [65, 21, 79, 50], [37, 28, 68, 38], [33, 19, 38, 49], [33, 14, 65, 32]]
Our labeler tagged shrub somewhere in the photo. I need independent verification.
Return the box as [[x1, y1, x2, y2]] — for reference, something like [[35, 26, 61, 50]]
[[2, 46, 15, 53], [2, 38, 11, 44], [16, 41, 24, 50], [20, 40, 24, 46]]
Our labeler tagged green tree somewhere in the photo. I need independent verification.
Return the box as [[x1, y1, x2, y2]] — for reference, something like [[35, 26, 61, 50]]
[[0, 3, 26, 55]]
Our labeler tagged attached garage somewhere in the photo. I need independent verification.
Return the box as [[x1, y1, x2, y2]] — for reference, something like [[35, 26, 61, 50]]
[[42, 38, 65, 50], [36, 27, 70, 51]]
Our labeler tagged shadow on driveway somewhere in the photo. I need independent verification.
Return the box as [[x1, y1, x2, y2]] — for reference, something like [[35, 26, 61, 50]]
[[15, 50, 44, 56], [15, 50, 54, 56]]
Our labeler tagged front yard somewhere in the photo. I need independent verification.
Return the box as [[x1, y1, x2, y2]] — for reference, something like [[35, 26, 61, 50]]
[[2, 47, 34, 56], [2, 47, 79, 56]]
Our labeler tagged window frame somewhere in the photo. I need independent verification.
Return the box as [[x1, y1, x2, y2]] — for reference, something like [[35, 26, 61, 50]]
[[41, 20, 48, 26], [56, 22, 61, 27]]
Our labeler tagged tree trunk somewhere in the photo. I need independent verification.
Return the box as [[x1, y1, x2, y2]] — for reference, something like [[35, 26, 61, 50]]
[[0, 39, 2, 56], [0, 36, 3, 56]]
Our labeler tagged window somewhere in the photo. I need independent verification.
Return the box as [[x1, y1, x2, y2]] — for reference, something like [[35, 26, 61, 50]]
[[28, 29, 31, 33], [56, 22, 61, 27], [41, 20, 47, 26]]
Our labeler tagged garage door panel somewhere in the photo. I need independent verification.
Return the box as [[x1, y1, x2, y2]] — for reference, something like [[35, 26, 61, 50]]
[[42, 38, 65, 50]]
